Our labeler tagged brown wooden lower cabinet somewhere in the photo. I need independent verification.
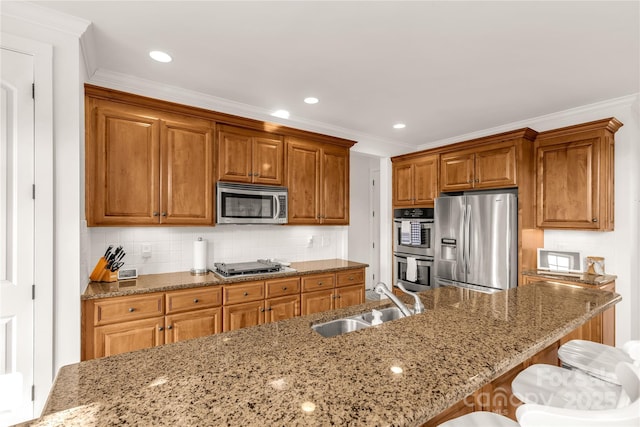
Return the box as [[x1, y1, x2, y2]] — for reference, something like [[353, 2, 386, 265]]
[[83, 268, 365, 360], [93, 316, 165, 359], [165, 308, 222, 343]]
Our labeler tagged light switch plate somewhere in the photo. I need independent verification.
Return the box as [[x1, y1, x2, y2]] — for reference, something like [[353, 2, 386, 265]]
[[117, 268, 138, 280]]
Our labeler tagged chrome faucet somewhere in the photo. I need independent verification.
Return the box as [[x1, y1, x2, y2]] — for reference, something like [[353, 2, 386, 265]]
[[395, 282, 425, 314], [373, 282, 413, 317]]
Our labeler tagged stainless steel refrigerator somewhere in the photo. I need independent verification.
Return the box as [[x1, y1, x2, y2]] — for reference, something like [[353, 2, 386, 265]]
[[434, 192, 517, 293]]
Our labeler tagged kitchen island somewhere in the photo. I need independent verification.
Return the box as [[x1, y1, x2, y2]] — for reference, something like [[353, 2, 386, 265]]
[[31, 282, 619, 426]]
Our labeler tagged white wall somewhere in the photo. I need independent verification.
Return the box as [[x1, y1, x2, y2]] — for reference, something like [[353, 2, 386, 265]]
[[348, 152, 381, 288], [88, 225, 347, 277], [1, 5, 87, 376]]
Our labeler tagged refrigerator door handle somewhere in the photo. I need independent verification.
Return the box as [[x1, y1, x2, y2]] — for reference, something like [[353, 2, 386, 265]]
[[465, 202, 471, 276]]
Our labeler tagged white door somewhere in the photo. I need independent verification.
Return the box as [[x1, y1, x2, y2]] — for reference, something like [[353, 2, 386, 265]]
[[0, 47, 35, 425]]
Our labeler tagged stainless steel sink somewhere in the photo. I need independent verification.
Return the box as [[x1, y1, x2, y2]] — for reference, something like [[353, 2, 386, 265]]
[[312, 318, 371, 338], [360, 307, 404, 323], [312, 306, 410, 337]]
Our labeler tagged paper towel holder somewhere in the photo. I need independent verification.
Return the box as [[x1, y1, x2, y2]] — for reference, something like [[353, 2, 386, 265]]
[[190, 237, 208, 275]]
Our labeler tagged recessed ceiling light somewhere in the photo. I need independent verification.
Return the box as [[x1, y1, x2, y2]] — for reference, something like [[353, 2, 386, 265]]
[[149, 50, 172, 63], [304, 97, 319, 104], [393, 123, 406, 129], [271, 110, 290, 119]]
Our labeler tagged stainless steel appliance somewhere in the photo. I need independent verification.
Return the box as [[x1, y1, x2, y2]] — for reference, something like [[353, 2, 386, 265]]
[[393, 208, 435, 257], [435, 192, 517, 293], [216, 182, 287, 224], [393, 208, 435, 292], [213, 259, 295, 277]]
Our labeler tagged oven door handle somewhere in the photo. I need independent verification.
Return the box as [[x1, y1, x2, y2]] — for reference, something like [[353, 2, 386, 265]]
[[394, 254, 433, 264]]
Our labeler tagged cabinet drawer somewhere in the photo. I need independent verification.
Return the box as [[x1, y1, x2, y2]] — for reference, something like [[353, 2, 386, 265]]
[[336, 269, 365, 287], [265, 277, 300, 298], [166, 286, 222, 314], [223, 281, 265, 305], [301, 273, 335, 292], [93, 293, 164, 326]]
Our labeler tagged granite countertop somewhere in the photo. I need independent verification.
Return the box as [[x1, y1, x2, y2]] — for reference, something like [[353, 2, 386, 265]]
[[522, 269, 617, 286], [32, 282, 619, 426], [83, 259, 368, 300]]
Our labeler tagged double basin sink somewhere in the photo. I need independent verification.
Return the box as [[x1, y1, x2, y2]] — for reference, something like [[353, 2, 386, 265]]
[[311, 306, 405, 338]]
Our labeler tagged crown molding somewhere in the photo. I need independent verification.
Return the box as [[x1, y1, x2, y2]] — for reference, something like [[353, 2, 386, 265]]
[[88, 68, 413, 157], [1, 1, 90, 37], [418, 93, 640, 151]]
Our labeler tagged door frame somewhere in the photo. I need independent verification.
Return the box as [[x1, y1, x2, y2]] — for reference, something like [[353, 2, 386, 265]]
[[1, 32, 54, 417]]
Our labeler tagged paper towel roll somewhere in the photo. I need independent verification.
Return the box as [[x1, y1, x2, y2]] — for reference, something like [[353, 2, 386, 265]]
[[191, 237, 207, 275]]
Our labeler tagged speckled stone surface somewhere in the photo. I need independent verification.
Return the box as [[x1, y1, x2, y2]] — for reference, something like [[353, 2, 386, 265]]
[[522, 269, 617, 286], [28, 282, 619, 426], [82, 259, 368, 300]]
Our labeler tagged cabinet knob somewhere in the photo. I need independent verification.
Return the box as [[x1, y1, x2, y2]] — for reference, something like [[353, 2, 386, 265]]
[[153, 212, 159, 217], [161, 212, 167, 217], [167, 325, 173, 330], [193, 298, 199, 303], [243, 292, 249, 296], [349, 276, 354, 281], [318, 282, 323, 286], [158, 326, 164, 331], [248, 172, 253, 177], [474, 178, 479, 183], [268, 307, 273, 311], [282, 287, 287, 290], [592, 218, 598, 223], [128, 307, 135, 312], [254, 172, 260, 177], [260, 307, 265, 312]]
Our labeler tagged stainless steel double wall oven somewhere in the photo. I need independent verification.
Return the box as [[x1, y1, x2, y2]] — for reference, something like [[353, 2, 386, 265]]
[[393, 207, 435, 292]]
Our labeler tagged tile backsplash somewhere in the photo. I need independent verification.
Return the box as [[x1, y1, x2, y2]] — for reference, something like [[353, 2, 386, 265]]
[[87, 225, 348, 278]]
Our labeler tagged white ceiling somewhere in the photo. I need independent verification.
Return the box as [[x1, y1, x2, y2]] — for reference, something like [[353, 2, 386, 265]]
[[29, 1, 640, 155]]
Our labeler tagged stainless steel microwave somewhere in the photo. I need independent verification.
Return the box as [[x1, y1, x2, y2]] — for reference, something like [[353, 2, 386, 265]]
[[216, 182, 288, 224]]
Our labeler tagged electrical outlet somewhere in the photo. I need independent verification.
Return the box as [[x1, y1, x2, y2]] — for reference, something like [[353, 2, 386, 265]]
[[141, 243, 152, 258]]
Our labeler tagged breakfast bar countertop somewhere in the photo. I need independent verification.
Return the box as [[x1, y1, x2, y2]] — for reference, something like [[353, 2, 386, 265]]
[[33, 282, 620, 426], [82, 259, 368, 300]]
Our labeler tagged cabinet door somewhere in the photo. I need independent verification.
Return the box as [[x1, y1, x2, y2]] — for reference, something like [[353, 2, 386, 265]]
[[286, 140, 321, 224], [335, 284, 364, 309], [89, 102, 160, 225], [94, 317, 164, 358], [253, 137, 284, 185], [165, 308, 222, 344], [413, 155, 439, 206], [161, 117, 214, 225], [223, 301, 265, 332], [301, 289, 334, 316], [321, 145, 349, 224], [536, 139, 600, 229], [265, 295, 300, 323], [475, 144, 516, 189], [392, 161, 414, 207], [440, 152, 475, 192], [217, 127, 253, 183]]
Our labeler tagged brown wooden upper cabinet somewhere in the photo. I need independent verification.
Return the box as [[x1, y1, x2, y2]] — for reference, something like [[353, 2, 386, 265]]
[[392, 154, 439, 207], [286, 137, 350, 225], [440, 140, 517, 192], [85, 95, 214, 226], [535, 118, 622, 231], [217, 124, 284, 185]]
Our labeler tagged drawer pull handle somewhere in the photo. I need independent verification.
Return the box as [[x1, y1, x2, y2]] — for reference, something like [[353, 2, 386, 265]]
[[193, 298, 199, 303], [243, 292, 249, 296], [128, 308, 135, 312]]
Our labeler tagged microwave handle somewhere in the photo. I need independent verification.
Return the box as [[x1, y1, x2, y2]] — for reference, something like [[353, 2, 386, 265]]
[[274, 195, 281, 219]]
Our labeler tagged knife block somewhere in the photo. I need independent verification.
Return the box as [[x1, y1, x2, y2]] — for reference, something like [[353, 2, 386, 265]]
[[90, 257, 118, 282]]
